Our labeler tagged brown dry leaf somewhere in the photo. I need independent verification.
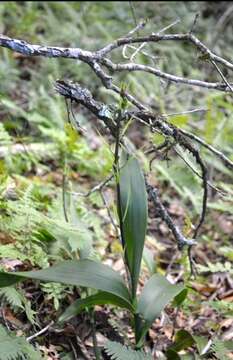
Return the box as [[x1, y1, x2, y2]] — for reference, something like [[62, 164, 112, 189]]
[[219, 290, 233, 301], [3, 308, 24, 328], [0, 232, 16, 245], [191, 282, 219, 294], [215, 215, 233, 235]]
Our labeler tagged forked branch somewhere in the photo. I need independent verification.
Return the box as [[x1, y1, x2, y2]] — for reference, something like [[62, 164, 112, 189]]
[[1, 21, 233, 265]]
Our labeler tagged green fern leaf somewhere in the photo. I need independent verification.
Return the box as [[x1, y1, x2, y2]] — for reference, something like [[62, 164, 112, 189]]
[[0, 123, 12, 145], [0, 325, 42, 360], [211, 338, 233, 360], [104, 341, 153, 360], [0, 287, 36, 324], [0, 287, 24, 310]]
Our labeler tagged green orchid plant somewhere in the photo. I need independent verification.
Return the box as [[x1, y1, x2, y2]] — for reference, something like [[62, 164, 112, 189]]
[[0, 98, 184, 350], [0, 149, 184, 350]]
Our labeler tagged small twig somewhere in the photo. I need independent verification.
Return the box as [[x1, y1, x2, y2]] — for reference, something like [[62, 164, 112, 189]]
[[174, 135, 208, 239], [129, 1, 138, 35], [27, 321, 54, 342], [69, 173, 114, 198], [188, 245, 197, 278], [62, 160, 69, 223], [100, 190, 119, 239], [210, 59, 233, 92], [174, 146, 228, 196], [102, 59, 233, 92], [126, 44, 159, 63], [189, 13, 199, 34], [155, 18, 180, 35], [126, 19, 147, 38], [130, 42, 147, 62], [179, 128, 233, 170], [146, 181, 196, 250], [69, 340, 79, 360], [69, 100, 88, 134], [162, 107, 207, 117], [76, 334, 93, 360]]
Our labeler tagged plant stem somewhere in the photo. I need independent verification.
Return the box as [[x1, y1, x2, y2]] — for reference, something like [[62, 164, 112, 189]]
[[62, 154, 69, 223], [113, 111, 125, 249], [113, 110, 133, 300], [134, 313, 142, 348]]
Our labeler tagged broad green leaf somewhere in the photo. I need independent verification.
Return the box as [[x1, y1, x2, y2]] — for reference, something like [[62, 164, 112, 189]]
[[138, 274, 184, 323], [59, 291, 135, 322], [136, 274, 184, 346], [169, 330, 195, 352], [0, 259, 131, 303], [119, 151, 148, 297]]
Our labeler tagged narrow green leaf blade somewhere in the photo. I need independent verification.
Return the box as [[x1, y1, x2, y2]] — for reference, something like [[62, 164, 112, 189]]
[[172, 288, 188, 307], [0, 259, 131, 302], [119, 152, 148, 296], [138, 274, 184, 323], [59, 291, 134, 323]]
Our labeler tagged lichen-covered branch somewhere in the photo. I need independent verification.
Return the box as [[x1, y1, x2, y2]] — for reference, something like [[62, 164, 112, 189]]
[[1, 31, 233, 93], [146, 182, 196, 250]]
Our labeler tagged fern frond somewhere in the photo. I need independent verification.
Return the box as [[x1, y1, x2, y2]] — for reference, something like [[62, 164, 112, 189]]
[[0, 287, 36, 324], [207, 300, 233, 316], [211, 338, 232, 360], [0, 287, 24, 310], [0, 123, 12, 145], [104, 341, 153, 360], [197, 261, 233, 274], [0, 325, 42, 360]]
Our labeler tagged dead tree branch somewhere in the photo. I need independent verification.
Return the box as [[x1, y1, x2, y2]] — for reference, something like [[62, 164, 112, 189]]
[[1, 22, 233, 270], [1, 31, 233, 95]]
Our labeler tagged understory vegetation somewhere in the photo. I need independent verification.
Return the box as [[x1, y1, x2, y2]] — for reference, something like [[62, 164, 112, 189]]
[[0, 2, 233, 359]]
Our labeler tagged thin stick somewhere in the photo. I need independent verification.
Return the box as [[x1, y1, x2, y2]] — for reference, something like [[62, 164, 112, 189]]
[[210, 59, 233, 92], [100, 190, 119, 239], [179, 128, 233, 170], [27, 321, 54, 342]]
